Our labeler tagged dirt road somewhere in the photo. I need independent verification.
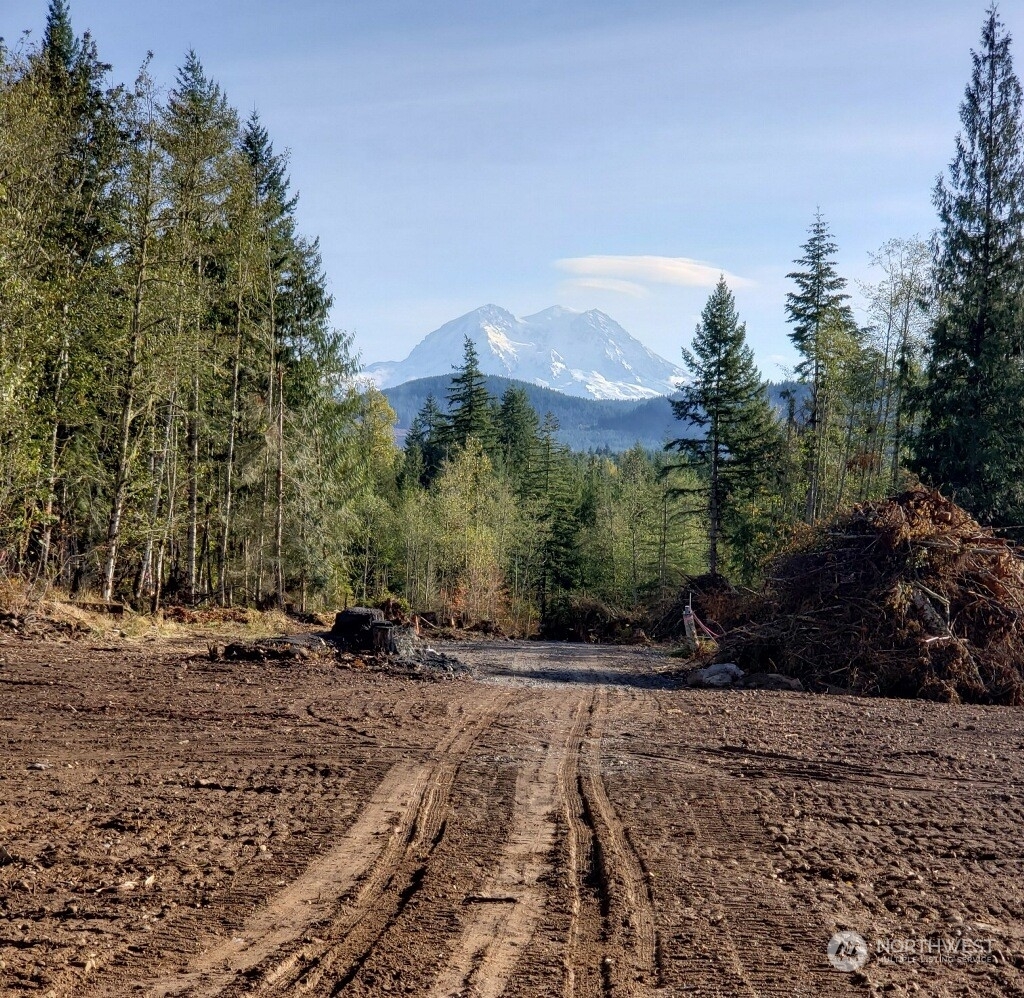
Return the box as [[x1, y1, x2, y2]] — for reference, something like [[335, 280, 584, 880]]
[[2, 633, 1023, 996]]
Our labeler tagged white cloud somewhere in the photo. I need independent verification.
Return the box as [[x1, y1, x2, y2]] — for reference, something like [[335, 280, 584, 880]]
[[560, 277, 649, 298], [555, 254, 754, 290]]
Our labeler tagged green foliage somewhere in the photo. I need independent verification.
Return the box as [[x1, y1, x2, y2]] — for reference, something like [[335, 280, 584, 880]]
[[785, 213, 865, 523], [403, 394, 448, 487], [914, 7, 1024, 525], [496, 386, 540, 487], [0, 11, 403, 612], [5, 2, 995, 626], [446, 337, 494, 451], [667, 278, 783, 581]]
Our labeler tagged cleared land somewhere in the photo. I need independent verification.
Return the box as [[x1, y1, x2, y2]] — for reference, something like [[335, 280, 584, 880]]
[[1, 630, 1023, 997]]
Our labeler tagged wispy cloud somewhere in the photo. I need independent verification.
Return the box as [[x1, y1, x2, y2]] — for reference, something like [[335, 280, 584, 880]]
[[561, 276, 649, 298], [555, 255, 754, 291]]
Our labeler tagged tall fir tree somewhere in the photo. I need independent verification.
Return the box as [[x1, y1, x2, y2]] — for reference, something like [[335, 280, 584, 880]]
[[667, 277, 781, 576], [496, 385, 540, 487], [24, 1, 125, 579], [914, 7, 1024, 524], [403, 394, 448, 487], [531, 413, 591, 623], [446, 336, 494, 450], [159, 51, 239, 602], [785, 212, 860, 522]]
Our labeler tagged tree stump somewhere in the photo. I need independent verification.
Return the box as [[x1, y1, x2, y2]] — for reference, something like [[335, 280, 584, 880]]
[[371, 621, 397, 655], [331, 607, 385, 651]]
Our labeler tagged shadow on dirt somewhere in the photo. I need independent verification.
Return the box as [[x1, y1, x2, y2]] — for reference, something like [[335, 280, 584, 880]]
[[477, 663, 679, 690]]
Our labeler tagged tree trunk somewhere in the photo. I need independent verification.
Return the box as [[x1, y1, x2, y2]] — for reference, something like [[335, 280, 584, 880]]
[[275, 362, 285, 608], [38, 305, 70, 578], [219, 309, 243, 605], [102, 180, 153, 601]]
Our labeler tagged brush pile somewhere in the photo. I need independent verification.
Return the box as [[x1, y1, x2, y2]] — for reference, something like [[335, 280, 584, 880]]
[[717, 488, 1024, 704], [540, 597, 649, 644], [650, 573, 750, 640]]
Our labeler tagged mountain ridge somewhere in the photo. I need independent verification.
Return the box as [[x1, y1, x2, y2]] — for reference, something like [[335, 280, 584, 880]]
[[382, 374, 802, 454], [365, 304, 685, 400]]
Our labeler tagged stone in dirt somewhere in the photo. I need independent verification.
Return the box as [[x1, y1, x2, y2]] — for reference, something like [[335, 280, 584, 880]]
[[686, 662, 744, 688]]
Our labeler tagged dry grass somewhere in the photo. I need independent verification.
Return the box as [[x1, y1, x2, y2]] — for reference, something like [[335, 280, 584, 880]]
[[0, 574, 326, 643]]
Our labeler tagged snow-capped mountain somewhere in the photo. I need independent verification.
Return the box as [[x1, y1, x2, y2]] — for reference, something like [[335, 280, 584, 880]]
[[364, 305, 684, 401]]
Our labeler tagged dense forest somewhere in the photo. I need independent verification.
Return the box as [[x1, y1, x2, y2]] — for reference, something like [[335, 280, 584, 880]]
[[1, 4, 1021, 632]]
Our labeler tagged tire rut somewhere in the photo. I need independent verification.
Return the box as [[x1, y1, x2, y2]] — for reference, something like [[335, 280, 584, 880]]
[[427, 692, 591, 998], [149, 691, 513, 998], [577, 688, 660, 997], [559, 690, 602, 998]]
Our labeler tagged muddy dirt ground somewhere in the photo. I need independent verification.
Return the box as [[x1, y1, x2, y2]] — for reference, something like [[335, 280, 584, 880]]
[[2, 627, 1023, 997]]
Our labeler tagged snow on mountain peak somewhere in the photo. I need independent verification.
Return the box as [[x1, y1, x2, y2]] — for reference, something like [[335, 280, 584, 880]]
[[364, 305, 684, 400]]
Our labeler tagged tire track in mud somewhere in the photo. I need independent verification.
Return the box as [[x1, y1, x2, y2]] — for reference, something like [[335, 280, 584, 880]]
[[148, 690, 513, 998], [558, 692, 601, 998], [576, 688, 660, 997], [461, 645, 664, 997], [427, 693, 592, 998]]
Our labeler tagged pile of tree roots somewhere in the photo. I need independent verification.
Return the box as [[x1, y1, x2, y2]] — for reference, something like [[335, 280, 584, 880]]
[[717, 488, 1024, 704]]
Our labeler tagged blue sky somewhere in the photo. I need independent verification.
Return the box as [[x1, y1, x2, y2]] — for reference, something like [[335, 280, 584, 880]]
[[5, 1, 1017, 377]]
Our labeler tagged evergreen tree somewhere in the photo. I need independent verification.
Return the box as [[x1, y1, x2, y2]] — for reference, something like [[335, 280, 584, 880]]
[[914, 7, 1024, 523], [496, 385, 540, 485], [42, 1, 78, 75], [534, 413, 586, 619], [404, 394, 448, 486], [786, 212, 860, 522], [18, 1, 125, 578], [240, 110, 297, 241], [158, 51, 239, 602], [446, 336, 494, 449], [667, 277, 781, 576]]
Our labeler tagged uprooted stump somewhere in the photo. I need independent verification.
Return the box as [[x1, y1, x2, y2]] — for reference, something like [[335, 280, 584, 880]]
[[717, 488, 1024, 704], [331, 607, 385, 651]]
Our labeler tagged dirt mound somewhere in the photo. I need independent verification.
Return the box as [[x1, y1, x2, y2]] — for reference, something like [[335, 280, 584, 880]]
[[209, 635, 332, 662], [0, 581, 101, 639], [717, 488, 1024, 704]]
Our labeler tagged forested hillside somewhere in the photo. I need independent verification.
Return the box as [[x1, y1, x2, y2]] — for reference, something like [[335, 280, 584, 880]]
[[2, 4, 1022, 634], [383, 375, 804, 452]]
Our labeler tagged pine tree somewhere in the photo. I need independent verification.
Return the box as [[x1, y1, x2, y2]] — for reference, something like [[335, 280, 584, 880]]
[[667, 277, 781, 576], [446, 337, 494, 449], [914, 7, 1024, 523], [36, 0, 122, 261], [21, 1, 125, 578], [786, 212, 860, 522]]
